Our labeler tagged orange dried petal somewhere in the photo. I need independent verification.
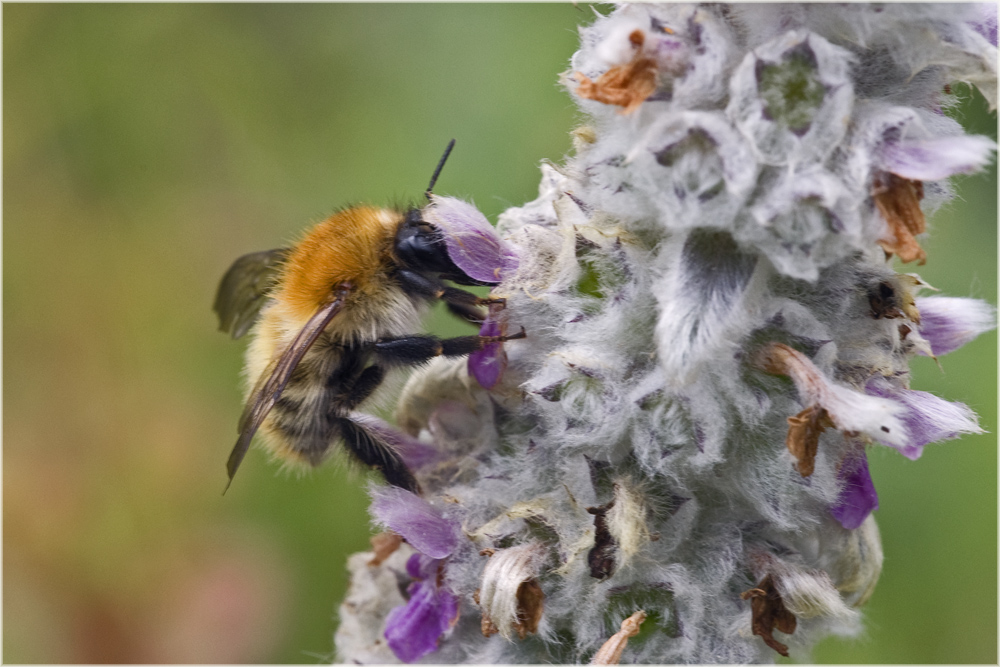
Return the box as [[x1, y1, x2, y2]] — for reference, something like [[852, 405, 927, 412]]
[[574, 46, 659, 115], [874, 173, 927, 264], [785, 405, 833, 477], [367, 531, 403, 566]]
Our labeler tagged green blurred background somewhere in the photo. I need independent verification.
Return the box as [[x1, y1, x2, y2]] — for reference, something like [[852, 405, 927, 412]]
[[3, 4, 995, 664]]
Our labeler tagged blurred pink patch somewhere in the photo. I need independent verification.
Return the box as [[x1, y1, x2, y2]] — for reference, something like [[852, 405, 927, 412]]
[[143, 537, 290, 663]]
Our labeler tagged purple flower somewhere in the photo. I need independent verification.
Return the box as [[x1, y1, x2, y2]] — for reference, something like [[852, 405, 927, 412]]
[[422, 198, 522, 390], [865, 377, 983, 460], [424, 195, 519, 284], [370, 489, 464, 662], [915, 296, 996, 357], [385, 554, 459, 663], [369, 487, 459, 559], [830, 448, 879, 530], [877, 134, 996, 181], [468, 309, 507, 389]]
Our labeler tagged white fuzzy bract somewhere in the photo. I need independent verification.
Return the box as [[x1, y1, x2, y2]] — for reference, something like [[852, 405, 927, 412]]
[[337, 4, 995, 664]]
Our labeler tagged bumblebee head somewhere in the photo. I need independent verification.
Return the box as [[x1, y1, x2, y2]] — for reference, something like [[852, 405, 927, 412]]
[[393, 139, 510, 287], [393, 208, 488, 286]]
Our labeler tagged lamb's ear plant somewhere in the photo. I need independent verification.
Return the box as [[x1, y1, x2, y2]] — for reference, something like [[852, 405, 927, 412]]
[[335, 3, 996, 663]]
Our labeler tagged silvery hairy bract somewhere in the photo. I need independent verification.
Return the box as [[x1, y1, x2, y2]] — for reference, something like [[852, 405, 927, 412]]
[[335, 3, 996, 663]]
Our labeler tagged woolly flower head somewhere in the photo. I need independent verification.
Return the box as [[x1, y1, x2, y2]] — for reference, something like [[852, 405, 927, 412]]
[[337, 4, 995, 664]]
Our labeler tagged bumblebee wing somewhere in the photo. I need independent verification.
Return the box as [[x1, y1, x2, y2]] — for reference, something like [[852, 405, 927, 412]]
[[225, 284, 352, 489], [214, 248, 292, 339]]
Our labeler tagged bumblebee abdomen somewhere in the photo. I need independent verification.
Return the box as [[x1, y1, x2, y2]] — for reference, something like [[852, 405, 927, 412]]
[[253, 340, 350, 467], [264, 385, 339, 467]]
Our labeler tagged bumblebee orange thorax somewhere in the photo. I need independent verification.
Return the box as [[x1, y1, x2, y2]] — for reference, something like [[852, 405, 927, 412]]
[[276, 206, 400, 322]]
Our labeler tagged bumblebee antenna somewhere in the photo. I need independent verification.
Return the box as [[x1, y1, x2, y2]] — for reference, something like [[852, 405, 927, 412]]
[[425, 138, 456, 200]]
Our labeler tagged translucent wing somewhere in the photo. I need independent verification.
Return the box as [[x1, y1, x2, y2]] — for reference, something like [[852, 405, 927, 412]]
[[224, 284, 352, 490], [213, 248, 291, 339]]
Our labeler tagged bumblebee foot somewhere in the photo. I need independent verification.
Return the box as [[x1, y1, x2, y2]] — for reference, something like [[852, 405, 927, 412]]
[[483, 326, 526, 343]]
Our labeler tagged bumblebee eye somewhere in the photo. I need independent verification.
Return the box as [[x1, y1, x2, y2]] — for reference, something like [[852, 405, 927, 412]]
[[395, 215, 476, 283]]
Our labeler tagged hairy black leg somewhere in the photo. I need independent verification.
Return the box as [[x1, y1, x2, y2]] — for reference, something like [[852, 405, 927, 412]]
[[439, 288, 506, 325], [440, 286, 495, 307], [338, 416, 420, 493], [373, 328, 527, 367], [396, 268, 446, 299], [396, 268, 501, 324], [373, 335, 445, 366], [446, 300, 486, 325]]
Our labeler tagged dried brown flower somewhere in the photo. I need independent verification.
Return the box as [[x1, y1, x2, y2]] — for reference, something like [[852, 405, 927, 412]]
[[785, 405, 834, 477], [477, 582, 545, 639], [587, 500, 618, 580], [873, 172, 926, 264], [741, 574, 797, 657], [367, 532, 403, 567], [473, 589, 500, 637], [757, 343, 848, 477], [514, 579, 545, 639], [475, 544, 546, 639], [574, 31, 658, 114]]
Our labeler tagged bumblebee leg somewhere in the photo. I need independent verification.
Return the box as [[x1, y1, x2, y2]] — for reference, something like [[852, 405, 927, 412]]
[[371, 336, 446, 366], [373, 329, 526, 367], [397, 269, 499, 324], [396, 269, 446, 298], [443, 291, 509, 324], [338, 416, 420, 493], [445, 300, 487, 325]]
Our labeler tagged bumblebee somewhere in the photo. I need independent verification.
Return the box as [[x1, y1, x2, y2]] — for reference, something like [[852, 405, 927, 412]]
[[214, 141, 523, 493]]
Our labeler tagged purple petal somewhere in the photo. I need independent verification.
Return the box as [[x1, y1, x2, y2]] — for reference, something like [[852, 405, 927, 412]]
[[405, 553, 422, 580], [878, 135, 997, 181], [468, 314, 507, 389], [915, 296, 997, 356], [369, 487, 459, 559], [406, 552, 440, 581], [351, 414, 442, 470], [831, 449, 878, 530], [866, 378, 983, 460], [424, 195, 518, 284], [384, 562, 458, 663]]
